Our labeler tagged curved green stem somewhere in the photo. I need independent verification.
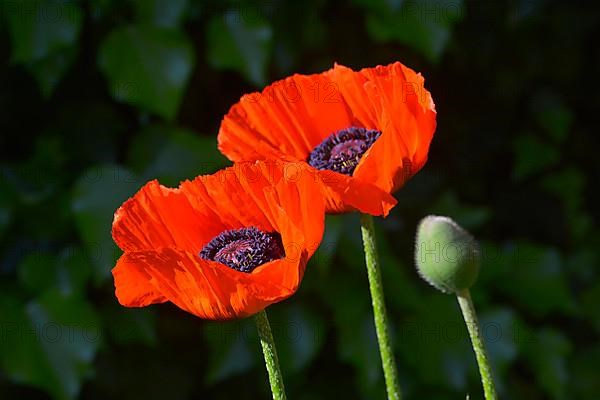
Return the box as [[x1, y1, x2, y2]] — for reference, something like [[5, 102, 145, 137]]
[[360, 214, 402, 400], [254, 309, 287, 400], [456, 290, 498, 400]]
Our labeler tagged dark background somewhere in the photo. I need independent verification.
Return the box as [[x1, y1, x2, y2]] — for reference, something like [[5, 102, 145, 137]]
[[1, 0, 599, 399]]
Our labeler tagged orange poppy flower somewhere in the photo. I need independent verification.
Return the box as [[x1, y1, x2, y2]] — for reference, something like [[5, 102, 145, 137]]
[[111, 161, 325, 320], [218, 62, 436, 216]]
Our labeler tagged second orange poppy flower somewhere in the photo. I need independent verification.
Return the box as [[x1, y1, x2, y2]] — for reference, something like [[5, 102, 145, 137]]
[[218, 62, 437, 217]]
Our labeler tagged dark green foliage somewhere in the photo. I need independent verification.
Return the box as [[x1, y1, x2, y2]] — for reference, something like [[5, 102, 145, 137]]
[[0, 0, 598, 399]]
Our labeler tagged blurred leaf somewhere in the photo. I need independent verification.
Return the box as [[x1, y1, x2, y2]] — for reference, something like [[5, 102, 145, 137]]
[[479, 309, 518, 379], [3, 136, 66, 204], [270, 1, 327, 73], [54, 247, 93, 296], [524, 328, 571, 400], [364, 0, 463, 62], [311, 215, 344, 273], [203, 319, 257, 384], [133, 0, 188, 28], [0, 176, 15, 239], [512, 134, 560, 180], [17, 248, 92, 297], [102, 306, 157, 346], [540, 167, 591, 240], [18, 251, 56, 293], [207, 8, 272, 86], [571, 345, 600, 398], [581, 282, 600, 333], [269, 303, 326, 374], [531, 91, 573, 143], [397, 295, 468, 388], [71, 165, 141, 283], [27, 47, 77, 96], [482, 241, 574, 317], [431, 192, 491, 230], [127, 125, 228, 186], [98, 25, 195, 120], [376, 225, 421, 310], [0, 290, 101, 400], [323, 269, 385, 398], [47, 101, 127, 164], [541, 167, 585, 211], [352, 0, 404, 12], [2, 0, 82, 96]]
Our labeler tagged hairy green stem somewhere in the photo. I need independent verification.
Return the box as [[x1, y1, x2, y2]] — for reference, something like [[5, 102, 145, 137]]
[[457, 290, 498, 400], [254, 309, 287, 400], [360, 214, 402, 400]]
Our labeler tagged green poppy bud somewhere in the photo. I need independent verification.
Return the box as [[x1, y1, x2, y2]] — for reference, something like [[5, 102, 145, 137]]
[[414, 215, 480, 294]]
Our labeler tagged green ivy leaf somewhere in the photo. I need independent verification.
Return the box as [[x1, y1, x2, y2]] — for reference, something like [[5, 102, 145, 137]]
[[17, 248, 92, 297], [101, 306, 157, 346], [581, 282, 600, 333], [203, 319, 257, 384], [431, 192, 491, 230], [524, 329, 571, 400], [322, 268, 385, 398], [480, 242, 574, 317], [98, 25, 195, 120], [18, 251, 56, 293], [132, 0, 188, 28], [2, 0, 82, 96], [28, 47, 77, 96], [571, 344, 600, 398], [512, 134, 560, 180], [311, 215, 344, 274], [0, 290, 101, 400], [364, 0, 463, 62], [479, 309, 519, 379], [207, 8, 272, 86], [531, 91, 573, 143], [71, 165, 141, 283], [0, 175, 15, 239], [268, 303, 326, 374], [127, 125, 229, 186], [397, 295, 467, 388]]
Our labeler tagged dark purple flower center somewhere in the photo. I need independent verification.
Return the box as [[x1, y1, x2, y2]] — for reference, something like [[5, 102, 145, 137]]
[[199, 227, 284, 273], [307, 127, 382, 175]]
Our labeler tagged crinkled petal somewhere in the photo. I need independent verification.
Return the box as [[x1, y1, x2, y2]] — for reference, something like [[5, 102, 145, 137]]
[[317, 169, 397, 216], [113, 255, 167, 307], [328, 62, 437, 193], [112, 180, 223, 253], [113, 248, 308, 320], [218, 73, 354, 162]]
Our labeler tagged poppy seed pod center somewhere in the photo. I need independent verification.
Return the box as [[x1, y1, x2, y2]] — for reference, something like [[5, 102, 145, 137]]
[[307, 127, 382, 175], [199, 227, 285, 273]]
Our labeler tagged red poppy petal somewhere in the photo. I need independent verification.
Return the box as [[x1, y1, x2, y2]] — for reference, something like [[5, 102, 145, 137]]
[[112, 180, 223, 253], [180, 163, 279, 232], [115, 248, 305, 320], [266, 162, 325, 256], [218, 73, 354, 162], [356, 63, 436, 187], [113, 254, 167, 307], [250, 252, 309, 302], [317, 169, 397, 216], [225, 161, 325, 259], [329, 62, 436, 193]]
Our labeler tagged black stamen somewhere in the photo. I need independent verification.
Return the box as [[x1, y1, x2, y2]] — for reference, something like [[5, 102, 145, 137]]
[[307, 127, 381, 175], [199, 227, 284, 273]]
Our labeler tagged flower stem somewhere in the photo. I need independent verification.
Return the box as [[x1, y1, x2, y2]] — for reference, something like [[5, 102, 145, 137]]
[[456, 289, 498, 400], [254, 309, 287, 400], [360, 214, 402, 400]]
